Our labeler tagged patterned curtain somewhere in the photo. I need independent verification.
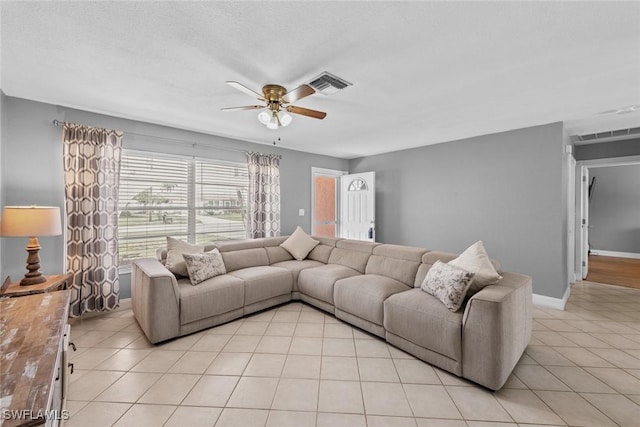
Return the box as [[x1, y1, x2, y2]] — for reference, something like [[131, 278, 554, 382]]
[[246, 152, 281, 238], [62, 123, 123, 317]]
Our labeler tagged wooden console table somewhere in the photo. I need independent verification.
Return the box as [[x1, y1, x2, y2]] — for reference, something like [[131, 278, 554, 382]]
[[0, 290, 71, 427], [1, 274, 72, 298]]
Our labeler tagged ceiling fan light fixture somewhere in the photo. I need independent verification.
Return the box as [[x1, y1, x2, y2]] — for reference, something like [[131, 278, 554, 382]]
[[257, 110, 272, 125], [259, 109, 292, 130], [265, 112, 279, 130], [227, 80, 327, 129], [279, 111, 293, 127]]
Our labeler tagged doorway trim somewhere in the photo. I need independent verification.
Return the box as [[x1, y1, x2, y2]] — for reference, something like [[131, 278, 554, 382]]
[[311, 167, 347, 237], [575, 155, 640, 281]]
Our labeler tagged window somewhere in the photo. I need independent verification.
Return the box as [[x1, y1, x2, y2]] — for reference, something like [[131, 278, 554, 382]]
[[118, 151, 248, 264], [348, 178, 367, 191]]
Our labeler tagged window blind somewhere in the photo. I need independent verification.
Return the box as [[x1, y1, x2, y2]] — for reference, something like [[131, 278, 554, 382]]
[[118, 151, 248, 264]]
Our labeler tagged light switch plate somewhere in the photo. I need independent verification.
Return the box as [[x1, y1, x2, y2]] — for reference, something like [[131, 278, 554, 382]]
[[298, 209, 305, 216]]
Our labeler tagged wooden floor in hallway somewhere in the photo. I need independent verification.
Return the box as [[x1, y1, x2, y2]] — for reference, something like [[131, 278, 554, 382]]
[[586, 254, 640, 289]]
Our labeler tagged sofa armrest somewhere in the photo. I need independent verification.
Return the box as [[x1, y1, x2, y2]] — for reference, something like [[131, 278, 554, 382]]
[[131, 258, 181, 343], [461, 272, 532, 390]]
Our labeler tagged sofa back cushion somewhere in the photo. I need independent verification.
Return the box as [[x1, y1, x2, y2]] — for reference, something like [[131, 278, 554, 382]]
[[414, 251, 458, 287], [217, 240, 269, 272], [217, 239, 264, 251], [159, 238, 270, 273], [314, 236, 342, 247], [328, 240, 379, 273], [366, 244, 428, 286], [260, 236, 289, 247], [307, 236, 341, 263], [265, 246, 295, 264], [260, 236, 295, 264], [203, 243, 218, 252]]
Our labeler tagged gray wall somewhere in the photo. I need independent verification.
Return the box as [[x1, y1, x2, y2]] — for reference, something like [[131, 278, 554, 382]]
[[589, 164, 640, 254], [2, 96, 348, 298], [574, 137, 640, 161], [350, 122, 568, 299], [2, 95, 571, 300]]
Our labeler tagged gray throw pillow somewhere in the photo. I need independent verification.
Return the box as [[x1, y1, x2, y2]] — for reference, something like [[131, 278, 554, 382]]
[[280, 226, 319, 260], [448, 240, 502, 296], [182, 248, 227, 285], [165, 236, 205, 277], [421, 260, 475, 312]]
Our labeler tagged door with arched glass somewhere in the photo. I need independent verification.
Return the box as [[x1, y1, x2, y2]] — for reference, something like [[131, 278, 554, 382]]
[[340, 171, 376, 241]]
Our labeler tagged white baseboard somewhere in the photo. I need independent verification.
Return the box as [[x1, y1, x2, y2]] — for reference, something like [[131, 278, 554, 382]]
[[533, 286, 570, 310], [118, 298, 132, 311], [73, 298, 132, 319], [590, 249, 640, 259]]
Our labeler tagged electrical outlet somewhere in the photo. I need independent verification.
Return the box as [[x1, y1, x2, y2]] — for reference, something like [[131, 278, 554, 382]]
[[298, 209, 305, 216]]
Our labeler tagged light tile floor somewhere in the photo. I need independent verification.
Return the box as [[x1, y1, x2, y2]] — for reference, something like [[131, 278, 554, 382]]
[[65, 280, 640, 427]]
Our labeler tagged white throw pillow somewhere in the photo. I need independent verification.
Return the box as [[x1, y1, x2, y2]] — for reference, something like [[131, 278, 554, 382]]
[[448, 240, 502, 295], [280, 226, 320, 260], [421, 261, 475, 312], [165, 236, 205, 277], [182, 248, 227, 285]]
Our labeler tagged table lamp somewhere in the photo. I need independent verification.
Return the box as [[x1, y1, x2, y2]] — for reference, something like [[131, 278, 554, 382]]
[[1, 206, 62, 286]]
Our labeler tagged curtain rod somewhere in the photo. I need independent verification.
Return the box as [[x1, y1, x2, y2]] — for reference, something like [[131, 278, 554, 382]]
[[52, 119, 258, 155]]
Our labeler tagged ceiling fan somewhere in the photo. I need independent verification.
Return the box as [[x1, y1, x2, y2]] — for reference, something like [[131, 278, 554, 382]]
[[222, 81, 327, 129]]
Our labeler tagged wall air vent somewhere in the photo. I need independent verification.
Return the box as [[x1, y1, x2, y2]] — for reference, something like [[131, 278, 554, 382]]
[[570, 127, 640, 144], [307, 71, 352, 95]]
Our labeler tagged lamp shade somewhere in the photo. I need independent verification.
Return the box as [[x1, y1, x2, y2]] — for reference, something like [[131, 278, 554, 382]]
[[1, 206, 62, 237]]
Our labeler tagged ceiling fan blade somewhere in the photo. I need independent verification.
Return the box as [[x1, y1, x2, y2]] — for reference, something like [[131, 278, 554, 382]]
[[286, 105, 327, 120], [221, 105, 265, 111], [226, 81, 265, 100], [282, 84, 315, 103]]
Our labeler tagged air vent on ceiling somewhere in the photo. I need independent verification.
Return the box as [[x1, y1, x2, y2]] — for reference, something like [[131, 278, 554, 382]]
[[570, 127, 640, 144], [307, 71, 352, 95]]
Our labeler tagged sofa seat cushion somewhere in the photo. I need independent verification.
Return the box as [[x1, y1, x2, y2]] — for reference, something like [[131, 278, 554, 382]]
[[298, 264, 360, 305], [334, 274, 409, 325], [384, 288, 463, 361], [178, 274, 244, 324], [271, 260, 324, 291], [229, 266, 293, 306]]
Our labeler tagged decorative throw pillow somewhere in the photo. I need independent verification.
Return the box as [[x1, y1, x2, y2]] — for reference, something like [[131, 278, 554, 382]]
[[448, 240, 502, 296], [280, 226, 320, 260], [165, 236, 205, 277], [421, 261, 475, 312], [182, 248, 227, 285]]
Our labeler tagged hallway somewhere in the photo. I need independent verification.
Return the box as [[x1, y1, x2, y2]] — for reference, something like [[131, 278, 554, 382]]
[[586, 255, 640, 289]]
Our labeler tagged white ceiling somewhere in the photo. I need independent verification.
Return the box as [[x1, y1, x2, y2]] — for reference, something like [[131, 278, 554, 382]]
[[2, 1, 639, 159]]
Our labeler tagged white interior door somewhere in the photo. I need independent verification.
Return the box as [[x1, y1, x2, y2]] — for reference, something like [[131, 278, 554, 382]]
[[580, 167, 589, 279], [340, 171, 375, 241], [567, 155, 576, 284]]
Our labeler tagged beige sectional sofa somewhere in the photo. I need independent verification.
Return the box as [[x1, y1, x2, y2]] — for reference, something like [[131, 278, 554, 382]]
[[132, 235, 532, 390]]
